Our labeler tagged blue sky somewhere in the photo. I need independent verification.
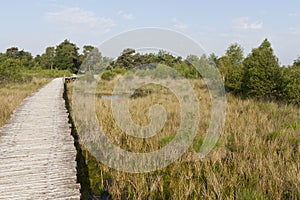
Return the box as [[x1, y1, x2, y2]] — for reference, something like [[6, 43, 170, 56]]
[[1, 0, 300, 65]]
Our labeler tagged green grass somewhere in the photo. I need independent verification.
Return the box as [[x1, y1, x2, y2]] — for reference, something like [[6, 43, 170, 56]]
[[0, 78, 51, 127], [0, 69, 72, 127], [67, 78, 300, 199]]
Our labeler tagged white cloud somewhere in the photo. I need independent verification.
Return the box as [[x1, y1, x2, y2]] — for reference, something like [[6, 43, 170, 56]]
[[45, 7, 115, 32], [172, 17, 188, 31], [233, 17, 263, 30], [118, 11, 134, 20], [289, 12, 300, 17]]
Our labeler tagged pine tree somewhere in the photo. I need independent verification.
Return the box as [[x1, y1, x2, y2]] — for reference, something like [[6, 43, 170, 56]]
[[241, 39, 280, 99]]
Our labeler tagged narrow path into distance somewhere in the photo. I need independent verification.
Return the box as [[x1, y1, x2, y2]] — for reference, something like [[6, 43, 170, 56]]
[[0, 78, 80, 199]]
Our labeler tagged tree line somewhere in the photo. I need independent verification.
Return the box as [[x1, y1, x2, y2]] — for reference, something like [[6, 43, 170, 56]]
[[0, 38, 299, 104], [218, 39, 300, 104], [101, 39, 299, 105], [0, 39, 94, 84]]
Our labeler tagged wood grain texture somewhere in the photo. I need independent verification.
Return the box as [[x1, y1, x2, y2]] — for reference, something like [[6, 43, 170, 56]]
[[0, 78, 80, 199]]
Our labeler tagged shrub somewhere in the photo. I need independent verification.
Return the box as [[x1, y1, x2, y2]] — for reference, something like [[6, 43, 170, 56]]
[[0, 59, 23, 84], [101, 70, 116, 81]]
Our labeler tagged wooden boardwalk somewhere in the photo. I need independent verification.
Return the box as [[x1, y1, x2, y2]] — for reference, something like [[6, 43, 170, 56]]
[[0, 78, 81, 199]]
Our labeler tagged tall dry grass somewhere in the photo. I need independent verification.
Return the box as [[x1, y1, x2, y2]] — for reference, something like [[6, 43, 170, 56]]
[[0, 77, 51, 127], [69, 78, 300, 199]]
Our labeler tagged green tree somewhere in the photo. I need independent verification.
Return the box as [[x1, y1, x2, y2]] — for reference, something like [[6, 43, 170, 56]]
[[293, 56, 300, 66], [82, 47, 104, 73], [78, 45, 97, 67], [218, 43, 244, 93], [41, 47, 55, 69], [0, 53, 6, 64], [19, 50, 34, 69], [5, 47, 34, 68], [83, 45, 96, 58], [225, 43, 244, 67], [278, 58, 300, 104], [199, 54, 210, 71], [34, 54, 42, 65], [0, 59, 23, 84], [217, 55, 231, 79], [186, 54, 200, 65], [113, 48, 136, 70], [241, 39, 280, 99], [53, 39, 80, 73], [208, 53, 218, 67], [6, 47, 20, 59], [157, 50, 177, 67], [173, 54, 199, 78]]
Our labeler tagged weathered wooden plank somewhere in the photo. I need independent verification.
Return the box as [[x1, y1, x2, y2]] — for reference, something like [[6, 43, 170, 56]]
[[0, 78, 81, 199]]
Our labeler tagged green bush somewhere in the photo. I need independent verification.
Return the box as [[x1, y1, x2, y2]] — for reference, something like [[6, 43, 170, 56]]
[[112, 67, 127, 75], [0, 59, 23, 84], [101, 70, 116, 81], [278, 66, 300, 104]]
